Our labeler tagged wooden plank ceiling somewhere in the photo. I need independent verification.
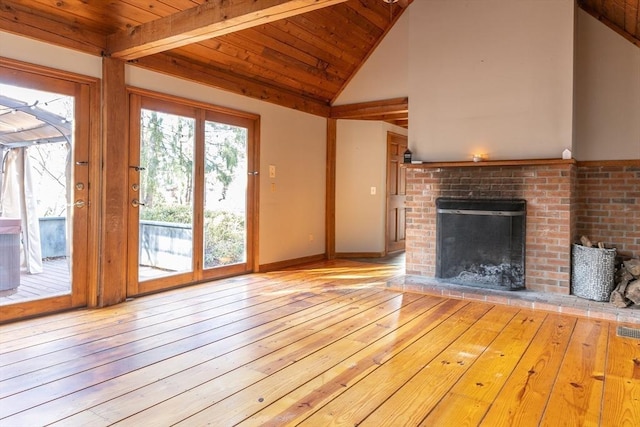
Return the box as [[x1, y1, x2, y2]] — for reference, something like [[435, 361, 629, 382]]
[[0, 0, 411, 127], [0, 0, 637, 129]]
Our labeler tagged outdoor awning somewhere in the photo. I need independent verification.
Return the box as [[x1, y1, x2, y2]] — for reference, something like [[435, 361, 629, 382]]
[[0, 95, 72, 148]]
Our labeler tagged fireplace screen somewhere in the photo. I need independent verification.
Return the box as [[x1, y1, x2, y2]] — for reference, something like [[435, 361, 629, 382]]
[[436, 198, 526, 290]]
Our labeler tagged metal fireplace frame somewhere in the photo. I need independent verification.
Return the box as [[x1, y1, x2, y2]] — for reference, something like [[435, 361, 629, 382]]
[[436, 198, 527, 290]]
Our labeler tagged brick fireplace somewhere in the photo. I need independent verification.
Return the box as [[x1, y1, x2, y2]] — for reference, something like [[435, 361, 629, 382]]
[[405, 160, 640, 297]]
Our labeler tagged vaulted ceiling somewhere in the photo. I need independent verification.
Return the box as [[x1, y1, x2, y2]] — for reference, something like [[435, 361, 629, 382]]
[[0, 0, 411, 127], [0, 0, 638, 130]]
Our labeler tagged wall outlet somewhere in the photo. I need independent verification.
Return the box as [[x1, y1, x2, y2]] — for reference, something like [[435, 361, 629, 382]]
[[271, 182, 276, 192], [269, 165, 276, 178], [370, 186, 376, 195]]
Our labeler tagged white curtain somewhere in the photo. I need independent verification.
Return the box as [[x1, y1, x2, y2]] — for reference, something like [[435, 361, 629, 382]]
[[0, 147, 43, 274]]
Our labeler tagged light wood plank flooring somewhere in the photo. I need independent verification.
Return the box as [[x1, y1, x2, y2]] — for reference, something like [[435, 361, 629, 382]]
[[0, 260, 638, 426]]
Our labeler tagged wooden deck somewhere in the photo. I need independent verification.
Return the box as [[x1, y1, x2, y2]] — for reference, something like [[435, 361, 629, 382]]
[[0, 260, 638, 426], [0, 258, 70, 305]]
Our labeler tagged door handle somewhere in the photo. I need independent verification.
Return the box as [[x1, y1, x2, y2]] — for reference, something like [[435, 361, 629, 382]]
[[131, 199, 146, 208], [73, 200, 86, 208]]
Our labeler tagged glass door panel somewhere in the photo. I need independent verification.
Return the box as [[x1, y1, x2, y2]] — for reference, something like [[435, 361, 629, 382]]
[[138, 109, 195, 282], [203, 120, 247, 269], [0, 63, 95, 322], [128, 91, 256, 296], [0, 85, 74, 303]]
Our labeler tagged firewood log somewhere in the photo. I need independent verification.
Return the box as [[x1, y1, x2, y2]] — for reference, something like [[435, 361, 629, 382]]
[[580, 235, 593, 247], [610, 290, 632, 308], [623, 259, 640, 278], [625, 280, 640, 305]]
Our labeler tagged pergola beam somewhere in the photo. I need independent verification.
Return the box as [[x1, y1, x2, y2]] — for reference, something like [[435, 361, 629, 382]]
[[107, 0, 349, 60]]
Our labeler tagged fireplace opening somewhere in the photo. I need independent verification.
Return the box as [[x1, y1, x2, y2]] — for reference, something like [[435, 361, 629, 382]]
[[436, 198, 526, 290]]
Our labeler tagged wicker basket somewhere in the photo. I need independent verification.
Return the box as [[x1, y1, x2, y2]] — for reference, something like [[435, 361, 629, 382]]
[[571, 244, 616, 301]]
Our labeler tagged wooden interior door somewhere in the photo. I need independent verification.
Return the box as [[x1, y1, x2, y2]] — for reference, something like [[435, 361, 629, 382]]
[[386, 132, 408, 254]]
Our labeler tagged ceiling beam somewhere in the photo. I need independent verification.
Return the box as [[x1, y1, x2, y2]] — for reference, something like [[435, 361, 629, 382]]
[[330, 97, 408, 120], [389, 119, 408, 128], [135, 53, 331, 117], [107, 0, 349, 61]]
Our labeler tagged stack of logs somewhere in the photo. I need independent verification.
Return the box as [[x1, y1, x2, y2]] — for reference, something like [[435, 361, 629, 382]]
[[580, 236, 640, 308], [611, 258, 640, 308]]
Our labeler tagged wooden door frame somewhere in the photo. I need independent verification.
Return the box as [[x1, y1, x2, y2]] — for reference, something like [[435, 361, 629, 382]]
[[0, 57, 100, 322], [126, 88, 260, 296]]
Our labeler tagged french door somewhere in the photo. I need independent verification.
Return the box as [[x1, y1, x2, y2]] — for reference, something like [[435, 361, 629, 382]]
[[127, 91, 257, 295], [0, 59, 98, 322]]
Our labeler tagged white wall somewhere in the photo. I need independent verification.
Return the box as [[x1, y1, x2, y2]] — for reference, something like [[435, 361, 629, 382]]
[[573, 9, 640, 160], [333, 11, 409, 255], [0, 32, 102, 77], [0, 31, 327, 266], [334, 12, 409, 105], [408, 0, 575, 162], [335, 120, 406, 254]]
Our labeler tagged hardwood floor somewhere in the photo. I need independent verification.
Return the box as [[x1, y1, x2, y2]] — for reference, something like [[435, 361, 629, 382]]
[[0, 260, 638, 426]]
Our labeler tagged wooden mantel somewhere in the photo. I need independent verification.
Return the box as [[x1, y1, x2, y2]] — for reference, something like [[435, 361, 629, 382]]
[[403, 158, 577, 168]]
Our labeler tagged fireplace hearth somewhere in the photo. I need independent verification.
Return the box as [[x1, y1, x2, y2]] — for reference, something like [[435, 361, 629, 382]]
[[436, 198, 526, 291]]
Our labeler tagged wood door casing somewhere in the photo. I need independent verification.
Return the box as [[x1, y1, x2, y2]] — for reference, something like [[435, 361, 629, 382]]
[[126, 89, 259, 297], [0, 58, 99, 322], [386, 132, 407, 254]]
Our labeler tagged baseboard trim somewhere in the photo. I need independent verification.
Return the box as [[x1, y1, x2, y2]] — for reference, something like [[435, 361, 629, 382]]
[[258, 254, 327, 272], [336, 252, 386, 258]]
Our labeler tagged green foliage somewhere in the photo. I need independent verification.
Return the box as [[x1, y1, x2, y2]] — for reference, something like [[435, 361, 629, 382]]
[[140, 110, 246, 208], [141, 205, 245, 266], [138, 109, 247, 268], [140, 205, 192, 223], [203, 210, 245, 267]]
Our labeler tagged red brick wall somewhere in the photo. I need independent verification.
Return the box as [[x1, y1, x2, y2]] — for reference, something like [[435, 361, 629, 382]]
[[405, 163, 575, 294], [575, 163, 640, 258]]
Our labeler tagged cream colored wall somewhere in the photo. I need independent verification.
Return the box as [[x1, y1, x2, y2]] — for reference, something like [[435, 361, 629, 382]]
[[333, 12, 409, 255], [335, 120, 407, 254], [408, 0, 575, 162], [336, 121, 386, 253], [334, 11, 409, 105], [0, 31, 327, 266], [573, 9, 640, 160], [0, 32, 102, 77]]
